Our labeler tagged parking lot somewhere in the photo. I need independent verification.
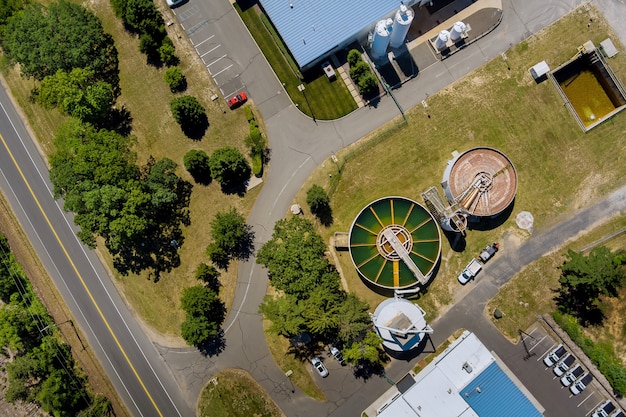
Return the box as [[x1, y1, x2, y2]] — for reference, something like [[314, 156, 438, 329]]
[[172, 4, 245, 101], [520, 324, 618, 417]]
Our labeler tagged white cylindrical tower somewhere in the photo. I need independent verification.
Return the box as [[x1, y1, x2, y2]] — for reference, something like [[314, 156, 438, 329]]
[[389, 5, 414, 48], [371, 19, 392, 59], [450, 21, 467, 42], [434, 30, 450, 50]]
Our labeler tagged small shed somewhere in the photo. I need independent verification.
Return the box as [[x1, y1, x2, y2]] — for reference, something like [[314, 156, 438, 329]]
[[530, 61, 550, 80]]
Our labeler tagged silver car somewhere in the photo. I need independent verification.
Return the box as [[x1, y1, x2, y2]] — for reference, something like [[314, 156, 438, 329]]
[[311, 357, 329, 378]]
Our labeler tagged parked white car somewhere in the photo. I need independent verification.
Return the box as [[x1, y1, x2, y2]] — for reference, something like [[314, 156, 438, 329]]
[[311, 357, 328, 378], [560, 364, 584, 386], [543, 344, 566, 367], [592, 400, 616, 417], [570, 372, 593, 395], [553, 353, 575, 376]]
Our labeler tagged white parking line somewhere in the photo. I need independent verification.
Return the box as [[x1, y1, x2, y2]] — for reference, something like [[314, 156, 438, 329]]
[[206, 54, 227, 67], [576, 391, 595, 406], [529, 335, 547, 351], [212, 64, 233, 77], [193, 34, 215, 47], [538, 342, 557, 362], [200, 44, 221, 58]]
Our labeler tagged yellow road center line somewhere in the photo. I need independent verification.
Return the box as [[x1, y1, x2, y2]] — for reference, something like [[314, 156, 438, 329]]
[[0, 133, 164, 417]]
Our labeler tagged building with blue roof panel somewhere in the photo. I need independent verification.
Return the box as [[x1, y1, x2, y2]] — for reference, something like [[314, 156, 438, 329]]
[[258, 0, 431, 70], [364, 331, 545, 417], [462, 361, 543, 417]]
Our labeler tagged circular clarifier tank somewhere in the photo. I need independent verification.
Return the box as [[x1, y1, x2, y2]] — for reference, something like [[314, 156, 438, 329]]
[[442, 147, 517, 217], [349, 197, 441, 290]]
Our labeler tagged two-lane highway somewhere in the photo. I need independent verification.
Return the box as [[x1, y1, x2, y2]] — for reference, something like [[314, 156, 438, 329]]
[[0, 82, 194, 416]]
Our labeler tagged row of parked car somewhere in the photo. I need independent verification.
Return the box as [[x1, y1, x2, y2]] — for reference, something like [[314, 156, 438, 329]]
[[543, 344, 592, 395], [543, 344, 624, 416], [310, 346, 345, 378]]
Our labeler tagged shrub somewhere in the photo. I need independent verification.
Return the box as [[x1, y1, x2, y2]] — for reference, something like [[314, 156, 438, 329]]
[[244, 105, 255, 122], [349, 61, 370, 82], [347, 49, 362, 67], [183, 149, 211, 184], [358, 72, 379, 95], [251, 152, 263, 177], [164, 66, 187, 92], [159, 37, 177, 66]]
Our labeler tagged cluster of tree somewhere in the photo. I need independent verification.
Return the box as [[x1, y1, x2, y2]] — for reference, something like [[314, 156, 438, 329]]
[[0, 232, 112, 416], [257, 216, 384, 368], [347, 49, 379, 96], [49, 119, 192, 275], [306, 184, 333, 226], [3, 1, 120, 89], [243, 106, 266, 177], [555, 246, 626, 325], [206, 208, 254, 270], [180, 263, 226, 346], [110, 0, 176, 65]]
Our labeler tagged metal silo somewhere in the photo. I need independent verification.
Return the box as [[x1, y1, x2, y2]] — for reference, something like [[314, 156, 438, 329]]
[[371, 19, 393, 59], [434, 30, 450, 51], [389, 5, 414, 48], [450, 21, 467, 42]]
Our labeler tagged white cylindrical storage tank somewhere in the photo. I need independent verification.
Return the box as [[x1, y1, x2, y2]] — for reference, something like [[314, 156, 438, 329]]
[[435, 30, 450, 50], [389, 5, 414, 48], [450, 21, 466, 42], [371, 19, 391, 59]]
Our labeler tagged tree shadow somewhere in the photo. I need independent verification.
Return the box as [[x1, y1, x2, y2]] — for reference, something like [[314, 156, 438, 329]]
[[100, 105, 133, 136], [352, 359, 385, 381], [220, 179, 249, 196], [198, 330, 226, 357], [181, 114, 209, 141], [313, 205, 334, 227]]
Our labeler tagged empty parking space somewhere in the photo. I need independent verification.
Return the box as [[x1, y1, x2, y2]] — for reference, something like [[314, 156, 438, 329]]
[[171, 2, 245, 101]]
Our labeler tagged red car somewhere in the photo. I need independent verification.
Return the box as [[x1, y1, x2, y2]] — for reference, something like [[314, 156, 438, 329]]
[[227, 92, 247, 109]]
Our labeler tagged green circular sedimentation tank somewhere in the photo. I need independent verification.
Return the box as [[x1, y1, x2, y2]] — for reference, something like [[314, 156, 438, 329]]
[[349, 197, 441, 289]]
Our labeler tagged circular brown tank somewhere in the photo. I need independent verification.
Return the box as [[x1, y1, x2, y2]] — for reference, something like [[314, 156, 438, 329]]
[[442, 147, 517, 217]]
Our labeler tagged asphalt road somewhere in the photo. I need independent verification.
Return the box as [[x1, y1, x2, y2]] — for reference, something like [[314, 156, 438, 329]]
[[0, 0, 624, 416], [0, 84, 194, 416]]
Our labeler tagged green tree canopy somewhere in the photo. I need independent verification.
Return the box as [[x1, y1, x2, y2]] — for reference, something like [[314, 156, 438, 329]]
[[180, 285, 225, 346], [343, 331, 384, 367], [170, 95, 208, 137], [164, 66, 186, 92], [183, 149, 211, 184], [335, 294, 371, 345], [556, 246, 626, 325], [194, 263, 221, 292], [209, 147, 251, 191], [35, 68, 115, 124], [0, 234, 27, 303], [258, 294, 305, 337], [306, 184, 332, 226], [3, 1, 119, 88], [206, 208, 254, 269], [257, 216, 340, 298]]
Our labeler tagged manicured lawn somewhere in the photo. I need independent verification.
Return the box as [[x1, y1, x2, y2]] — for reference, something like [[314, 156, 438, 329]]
[[235, 4, 357, 120], [294, 5, 626, 321], [198, 369, 284, 417]]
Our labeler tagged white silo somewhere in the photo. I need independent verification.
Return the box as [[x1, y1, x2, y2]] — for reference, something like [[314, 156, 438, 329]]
[[434, 30, 450, 50], [371, 19, 392, 59], [450, 21, 467, 42], [389, 5, 414, 48]]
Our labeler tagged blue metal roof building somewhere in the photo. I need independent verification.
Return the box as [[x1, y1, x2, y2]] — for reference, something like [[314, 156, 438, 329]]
[[257, 0, 424, 70], [463, 361, 543, 417]]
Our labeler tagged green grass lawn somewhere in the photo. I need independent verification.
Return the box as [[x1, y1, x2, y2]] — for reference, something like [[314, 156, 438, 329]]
[[198, 369, 284, 417], [235, 4, 357, 120], [293, 4, 626, 322]]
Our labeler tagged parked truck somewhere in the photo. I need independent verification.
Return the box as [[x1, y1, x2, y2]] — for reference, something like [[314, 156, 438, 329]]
[[458, 258, 482, 284]]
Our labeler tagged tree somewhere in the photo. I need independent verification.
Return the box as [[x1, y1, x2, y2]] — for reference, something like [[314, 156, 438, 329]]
[[158, 37, 177, 66], [343, 331, 384, 366], [555, 246, 625, 325], [209, 147, 251, 190], [183, 149, 211, 184], [306, 184, 332, 226], [258, 294, 305, 337], [170, 95, 208, 137], [180, 285, 225, 346], [0, 233, 27, 303], [3, 1, 119, 87], [35, 68, 115, 124], [194, 263, 221, 292], [336, 294, 371, 345], [347, 49, 362, 67], [206, 208, 254, 269], [349, 60, 370, 82], [164, 66, 186, 92], [301, 286, 343, 339], [358, 72, 379, 96], [257, 216, 340, 298]]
